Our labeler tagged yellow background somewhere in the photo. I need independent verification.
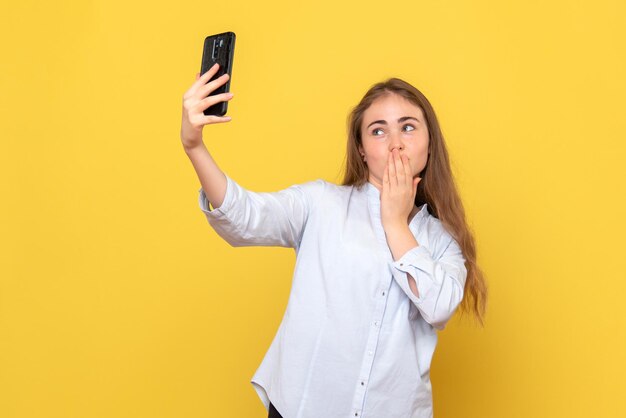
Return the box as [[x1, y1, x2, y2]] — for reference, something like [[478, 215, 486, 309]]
[[1, 0, 625, 417]]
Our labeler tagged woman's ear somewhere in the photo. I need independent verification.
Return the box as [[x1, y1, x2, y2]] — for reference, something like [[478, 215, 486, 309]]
[[358, 145, 366, 161]]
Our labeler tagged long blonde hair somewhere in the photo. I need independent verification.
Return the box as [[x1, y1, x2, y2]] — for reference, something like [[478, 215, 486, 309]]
[[341, 78, 488, 326]]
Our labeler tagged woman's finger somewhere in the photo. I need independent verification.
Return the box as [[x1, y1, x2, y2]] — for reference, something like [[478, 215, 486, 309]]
[[196, 91, 234, 113], [413, 176, 421, 195], [402, 154, 412, 188], [388, 152, 398, 187], [394, 150, 406, 186], [196, 63, 220, 87], [196, 72, 230, 99], [201, 114, 232, 125], [185, 63, 220, 98], [383, 157, 390, 193]]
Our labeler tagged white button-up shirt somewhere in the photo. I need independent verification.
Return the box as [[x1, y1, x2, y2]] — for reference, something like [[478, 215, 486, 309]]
[[198, 174, 467, 418]]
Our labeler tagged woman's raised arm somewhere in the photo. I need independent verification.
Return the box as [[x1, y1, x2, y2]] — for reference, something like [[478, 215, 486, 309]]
[[180, 63, 234, 209]]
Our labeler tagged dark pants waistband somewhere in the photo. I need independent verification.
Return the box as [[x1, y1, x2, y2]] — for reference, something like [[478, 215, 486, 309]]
[[268, 402, 284, 418]]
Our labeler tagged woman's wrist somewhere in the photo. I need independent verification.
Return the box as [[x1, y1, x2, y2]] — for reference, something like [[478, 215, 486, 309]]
[[183, 139, 206, 155], [382, 218, 410, 233], [383, 222, 419, 261]]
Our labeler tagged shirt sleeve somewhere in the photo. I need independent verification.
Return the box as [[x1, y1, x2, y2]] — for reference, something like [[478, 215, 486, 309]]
[[388, 234, 467, 331], [198, 174, 325, 249]]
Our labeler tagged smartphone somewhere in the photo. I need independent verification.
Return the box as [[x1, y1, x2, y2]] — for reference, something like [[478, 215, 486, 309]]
[[200, 31, 236, 116]]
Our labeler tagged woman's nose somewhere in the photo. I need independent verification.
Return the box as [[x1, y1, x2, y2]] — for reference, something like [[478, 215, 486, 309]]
[[388, 133, 404, 151]]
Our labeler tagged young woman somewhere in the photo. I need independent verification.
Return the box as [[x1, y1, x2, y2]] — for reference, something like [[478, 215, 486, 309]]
[[181, 63, 488, 418]]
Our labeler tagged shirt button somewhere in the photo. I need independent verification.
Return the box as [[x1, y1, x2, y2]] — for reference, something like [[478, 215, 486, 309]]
[[368, 350, 373, 356], [382, 291, 386, 296], [361, 381, 365, 385], [354, 413, 359, 417], [400, 263, 404, 266], [374, 321, 379, 326]]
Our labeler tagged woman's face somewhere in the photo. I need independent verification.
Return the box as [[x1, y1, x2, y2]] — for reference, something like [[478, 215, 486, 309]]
[[359, 93, 430, 191]]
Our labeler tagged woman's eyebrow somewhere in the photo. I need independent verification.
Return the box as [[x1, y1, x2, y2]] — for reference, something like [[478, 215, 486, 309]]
[[367, 116, 420, 129]]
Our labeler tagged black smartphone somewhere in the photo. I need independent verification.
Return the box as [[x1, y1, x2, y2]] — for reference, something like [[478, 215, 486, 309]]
[[200, 31, 236, 117]]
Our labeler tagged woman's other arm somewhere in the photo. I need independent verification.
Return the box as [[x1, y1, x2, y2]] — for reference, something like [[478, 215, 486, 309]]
[[381, 150, 465, 330], [380, 150, 423, 297], [384, 223, 421, 297]]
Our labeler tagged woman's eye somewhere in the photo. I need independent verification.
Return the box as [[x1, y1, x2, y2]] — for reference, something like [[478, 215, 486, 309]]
[[372, 124, 415, 136]]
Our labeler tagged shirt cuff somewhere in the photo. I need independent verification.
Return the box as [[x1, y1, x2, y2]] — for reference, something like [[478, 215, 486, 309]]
[[389, 245, 439, 305], [198, 175, 236, 220]]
